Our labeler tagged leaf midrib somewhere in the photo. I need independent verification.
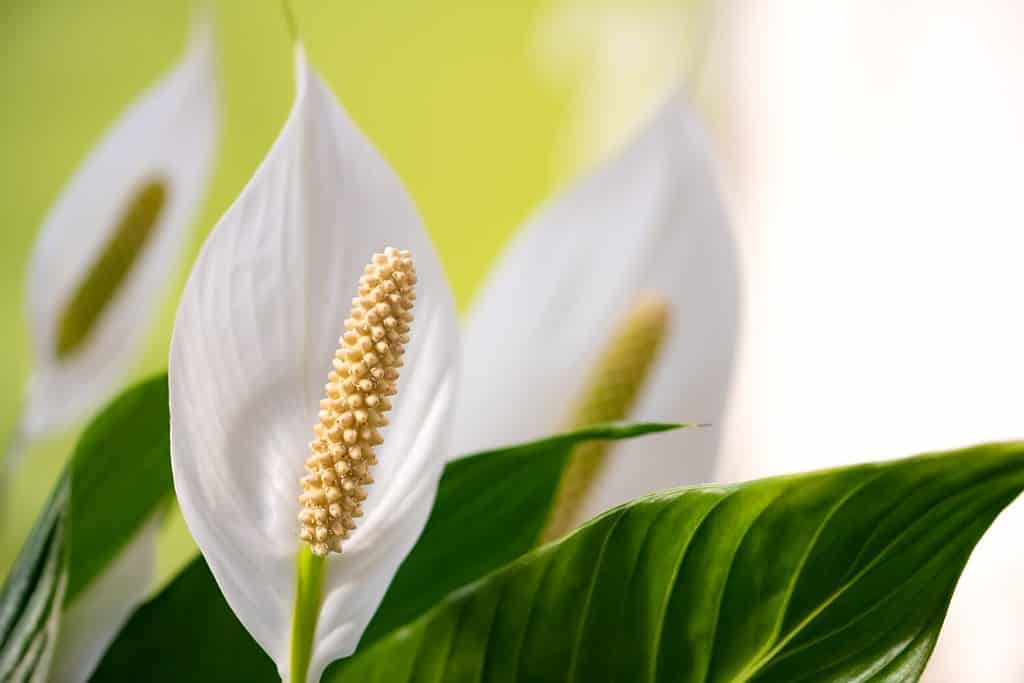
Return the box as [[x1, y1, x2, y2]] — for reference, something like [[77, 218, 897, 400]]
[[565, 514, 625, 682], [729, 464, 1024, 682], [649, 491, 732, 683], [725, 470, 885, 682]]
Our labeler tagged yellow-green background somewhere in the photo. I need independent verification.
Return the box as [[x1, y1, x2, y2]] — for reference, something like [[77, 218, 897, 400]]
[[0, 0, 697, 584]]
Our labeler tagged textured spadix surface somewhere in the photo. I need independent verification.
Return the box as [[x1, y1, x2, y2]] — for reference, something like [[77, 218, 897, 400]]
[[169, 47, 457, 682], [21, 16, 218, 442], [301, 248, 417, 557]]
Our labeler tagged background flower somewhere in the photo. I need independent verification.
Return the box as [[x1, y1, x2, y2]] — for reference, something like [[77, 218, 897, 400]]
[[17, 15, 218, 450], [455, 89, 737, 524]]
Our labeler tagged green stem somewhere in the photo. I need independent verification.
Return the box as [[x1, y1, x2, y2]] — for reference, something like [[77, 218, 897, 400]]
[[290, 546, 326, 683], [280, 0, 299, 42]]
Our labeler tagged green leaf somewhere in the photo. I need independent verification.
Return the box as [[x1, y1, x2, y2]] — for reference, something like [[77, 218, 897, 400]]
[[0, 476, 69, 682], [93, 423, 678, 681], [334, 441, 1024, 682], [0, 375, 172, 680], [362, 422, 679, 649], [90, 557, 276, 681], [65, 374, 172, 603]]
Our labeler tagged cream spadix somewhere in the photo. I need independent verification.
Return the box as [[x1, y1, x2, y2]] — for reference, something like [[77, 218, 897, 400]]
[[542, 294, 670, 542], [300, 248, 416, 557], [170, 46, 457, 683]]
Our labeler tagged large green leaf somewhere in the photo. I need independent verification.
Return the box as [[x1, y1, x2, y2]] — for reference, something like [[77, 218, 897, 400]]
[[0, 375, 172, 679], [93, 423, 678, 681], [334, 441, 1024, 682]]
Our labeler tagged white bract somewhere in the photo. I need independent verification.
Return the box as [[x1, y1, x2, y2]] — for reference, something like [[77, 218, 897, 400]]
[[18, 16, 219, 453], [169, 46, 458, 682], [454, 90, 737, 524]]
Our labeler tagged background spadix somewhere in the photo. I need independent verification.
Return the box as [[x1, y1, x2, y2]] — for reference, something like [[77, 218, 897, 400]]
[[169, 46, 458, 682], [454, 90, 738, 523], [17, 16, 219, 449]]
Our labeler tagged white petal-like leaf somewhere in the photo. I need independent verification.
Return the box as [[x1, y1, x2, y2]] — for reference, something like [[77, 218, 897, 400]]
[[48, 514, 160, 683], [454, 92, 737, 519], [21, 17, 219, 443], [169, 47, 458, 682]]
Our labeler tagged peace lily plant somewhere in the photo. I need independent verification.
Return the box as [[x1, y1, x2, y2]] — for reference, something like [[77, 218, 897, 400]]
[[4, 11, 1024, 683], [167, 31, 732, 677]]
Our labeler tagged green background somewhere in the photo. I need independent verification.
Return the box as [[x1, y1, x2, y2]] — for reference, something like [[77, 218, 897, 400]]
[[0, 0, 699, 585]]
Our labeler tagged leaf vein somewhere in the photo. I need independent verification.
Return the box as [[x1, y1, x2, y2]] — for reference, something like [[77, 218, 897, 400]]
[[566, 512, 627, 682]]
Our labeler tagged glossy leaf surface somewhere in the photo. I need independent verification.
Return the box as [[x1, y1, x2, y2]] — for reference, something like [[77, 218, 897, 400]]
[[336, 442, 1024, 682]]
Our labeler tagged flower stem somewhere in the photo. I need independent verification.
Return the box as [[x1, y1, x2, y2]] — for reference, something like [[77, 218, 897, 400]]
[[290, 546, 326, 683], [280, 0, 298, 42]]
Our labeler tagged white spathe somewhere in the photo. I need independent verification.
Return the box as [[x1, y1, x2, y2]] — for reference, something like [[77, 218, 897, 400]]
[[21, 16, 219, 445], [454, 90, 738, 523], [169, 47, 459, 682]]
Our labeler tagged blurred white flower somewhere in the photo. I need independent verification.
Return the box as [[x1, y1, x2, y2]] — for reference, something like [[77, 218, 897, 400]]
[[14, 14, 219, 462], [715, 1, 1024, 680], [454, 88, 738, 526], [169, 46, 458, 682]]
